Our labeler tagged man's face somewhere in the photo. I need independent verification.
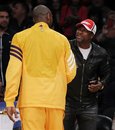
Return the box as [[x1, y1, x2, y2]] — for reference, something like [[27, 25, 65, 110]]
[[0, 11, 9, 29], [76, 26, 93, 43], [52, 0, 60, 10], [12, 3, 26, 18]]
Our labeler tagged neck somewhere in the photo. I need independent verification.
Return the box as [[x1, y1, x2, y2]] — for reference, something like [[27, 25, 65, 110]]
[[16, 15, 26, 25], [77, 42, 91, 49], [0, 28, 7, 36]]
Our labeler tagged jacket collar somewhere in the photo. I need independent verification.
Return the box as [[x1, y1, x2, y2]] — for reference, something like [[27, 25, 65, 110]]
[[33, 22, 49, 29]]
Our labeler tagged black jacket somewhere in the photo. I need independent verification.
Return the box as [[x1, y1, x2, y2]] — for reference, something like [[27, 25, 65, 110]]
[[0, 28, 15, 92], [66, 39, 110, 108], [1, 33, 11, 86]]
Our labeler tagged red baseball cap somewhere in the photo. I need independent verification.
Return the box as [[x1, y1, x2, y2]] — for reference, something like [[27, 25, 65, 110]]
[[76, 19, 97, 34]]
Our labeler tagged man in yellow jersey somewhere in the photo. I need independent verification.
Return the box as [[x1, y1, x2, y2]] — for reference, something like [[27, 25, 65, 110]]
[[4, 5, 77, 130]]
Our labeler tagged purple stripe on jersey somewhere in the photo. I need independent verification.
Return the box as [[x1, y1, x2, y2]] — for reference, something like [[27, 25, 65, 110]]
[[10, 48, 22, 58], [11, 45, 22, 53], [10, 52, 22, 61]]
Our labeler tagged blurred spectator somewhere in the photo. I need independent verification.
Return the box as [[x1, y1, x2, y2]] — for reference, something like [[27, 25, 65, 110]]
[[62, 0, 70, 5], [105, 0, 115, 11], [25, 0, 33, 16], [9, 0, 34, 33], [0, 0, 12, 5], [82, 0, 92, 6], [50, 0, 62, 32], [96, 11, 115, 119], [96, 10, 115, 42], [34, 0, 47, 5], [31, 0, 48, 8], [88, 0, 111, 33], [59, 0, 88, 40], [0, 5, 15, 102]]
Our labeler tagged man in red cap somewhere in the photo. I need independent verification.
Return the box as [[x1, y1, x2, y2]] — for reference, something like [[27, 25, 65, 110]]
[[64, 19, 110, 130]]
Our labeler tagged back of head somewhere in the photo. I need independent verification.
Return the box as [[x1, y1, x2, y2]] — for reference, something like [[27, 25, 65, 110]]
[[33, 5, 53, 27]]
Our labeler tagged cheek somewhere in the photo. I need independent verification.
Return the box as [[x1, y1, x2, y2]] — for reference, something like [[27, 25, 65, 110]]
[[86, 36, 92, 41], [80, 35, 89, 42]]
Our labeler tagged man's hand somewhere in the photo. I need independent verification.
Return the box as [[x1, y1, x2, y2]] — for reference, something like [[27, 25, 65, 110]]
[[88, 81, 103, 93], [6, 107, 18, 122]]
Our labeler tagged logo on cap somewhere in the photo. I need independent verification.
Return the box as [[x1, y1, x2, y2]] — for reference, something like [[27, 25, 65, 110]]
[[76, 19, 97, 34]]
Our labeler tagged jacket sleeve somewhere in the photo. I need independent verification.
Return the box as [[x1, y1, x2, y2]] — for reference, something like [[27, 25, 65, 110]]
[[4, 34, 22, 107], [99, 50, 110, 86], [65, 39, 77, 84]]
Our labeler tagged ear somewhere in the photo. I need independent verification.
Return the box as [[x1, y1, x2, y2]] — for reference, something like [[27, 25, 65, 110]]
[[47, 12, 50, 21], [46, 12, 53, 27], [33, 18, 35, 23], [33, 16, 38, 23], [91, 33, 94, 39]]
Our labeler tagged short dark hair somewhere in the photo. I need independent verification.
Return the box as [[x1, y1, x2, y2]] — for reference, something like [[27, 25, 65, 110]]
[[0, 5, 11, 15], [12, 0, 29, 13]]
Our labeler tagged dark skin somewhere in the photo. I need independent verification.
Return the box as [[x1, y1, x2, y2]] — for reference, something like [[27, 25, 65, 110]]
[[33, 5, 53, 27], [76, 25, 103, 93], [6, 5, 53, 122], [76, 25, 93, 48]]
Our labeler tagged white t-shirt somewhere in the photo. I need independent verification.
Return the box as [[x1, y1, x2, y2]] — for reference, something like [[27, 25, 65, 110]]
[[78, 44, 92, 60]]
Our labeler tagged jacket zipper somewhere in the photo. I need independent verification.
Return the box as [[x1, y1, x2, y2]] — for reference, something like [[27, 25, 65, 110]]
[[80, 60, 85, 102]]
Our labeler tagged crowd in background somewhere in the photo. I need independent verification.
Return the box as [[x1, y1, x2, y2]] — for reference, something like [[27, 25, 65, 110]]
[[0, 0, 115, 38], [0, 0, 115, 124]]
